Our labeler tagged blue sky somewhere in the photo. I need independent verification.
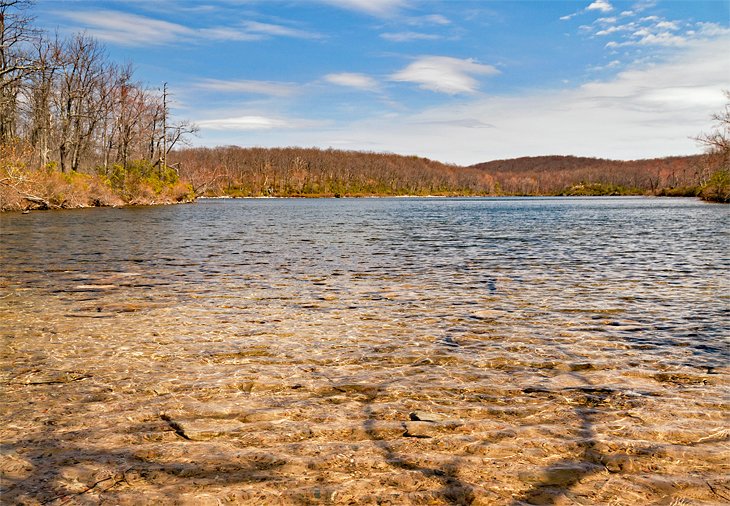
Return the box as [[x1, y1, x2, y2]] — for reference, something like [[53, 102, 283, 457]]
[[38, 0, 730, 164]]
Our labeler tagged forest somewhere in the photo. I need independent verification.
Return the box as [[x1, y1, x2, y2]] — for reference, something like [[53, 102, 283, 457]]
[[1, 0, 728, 211], [171, 147, 712, 199]]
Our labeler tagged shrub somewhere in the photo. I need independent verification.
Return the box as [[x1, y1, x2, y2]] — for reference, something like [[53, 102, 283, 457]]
[[700, 168, 730, 203]]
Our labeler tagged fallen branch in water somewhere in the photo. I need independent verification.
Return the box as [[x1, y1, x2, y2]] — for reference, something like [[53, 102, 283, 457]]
[[0, 176, 53, 209]]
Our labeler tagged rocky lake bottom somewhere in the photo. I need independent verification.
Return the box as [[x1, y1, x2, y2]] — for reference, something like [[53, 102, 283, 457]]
[[1, 197, 728, 504]]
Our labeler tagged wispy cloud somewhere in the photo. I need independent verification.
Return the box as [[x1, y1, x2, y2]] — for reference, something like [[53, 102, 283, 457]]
[[55, 10, 322, 46], [197, 115, 326, 131], [380, 31, 442, 42], [416, 118, 495, 129], [324, 73, 379, 91], [390, 56, 499, 95], [561, 0, 614, 21], [197, 27, 263, 42], [318, 0, 409, 17], [56, 10, 193, 46], [195, 79, 298, 97], [406, 14, 451, 26], [591, 13, 730, 49], [240, 21, 323, 40]]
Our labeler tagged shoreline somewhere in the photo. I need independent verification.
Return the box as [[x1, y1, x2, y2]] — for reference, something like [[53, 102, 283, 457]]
[[3, 193, 714, 213], [3, 193, 709, 213]]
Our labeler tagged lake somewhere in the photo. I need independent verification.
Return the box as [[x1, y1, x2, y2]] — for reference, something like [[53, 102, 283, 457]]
[[1, 197, 728, 504]]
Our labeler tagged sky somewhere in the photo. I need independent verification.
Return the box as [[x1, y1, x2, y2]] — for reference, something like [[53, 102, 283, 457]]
[[36, 0, 730, 165]]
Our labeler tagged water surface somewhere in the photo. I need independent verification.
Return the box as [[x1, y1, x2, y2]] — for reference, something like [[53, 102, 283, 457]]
[[1, 197, 728, 504]]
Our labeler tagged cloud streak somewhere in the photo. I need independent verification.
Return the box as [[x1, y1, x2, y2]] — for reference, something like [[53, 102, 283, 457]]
[[197, 115, 326, 131], [317, 0, 409, 17], [390, 56, 499, 94], [324, 73, 379, 91], [195, 79, 298, 97], [56, 10, 192, 46], [561, 0, 614, 21], [380, 31, 442, 42], [55, 10, 322, 46]]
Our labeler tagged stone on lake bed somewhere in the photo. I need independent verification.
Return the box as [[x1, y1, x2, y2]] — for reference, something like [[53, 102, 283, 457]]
[[473, 309, 508, 320], [409, 411, 446, 423], [403, 421, 440, 438], [171, 418, 245, 441]]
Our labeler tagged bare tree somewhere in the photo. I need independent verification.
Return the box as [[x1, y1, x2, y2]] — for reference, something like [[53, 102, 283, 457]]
[[696, 90, 730, 157], [695, 90, 730, 202], [20, 34, 60, 167], [0, 0, 39, 141], [55, 34, 107, 172]]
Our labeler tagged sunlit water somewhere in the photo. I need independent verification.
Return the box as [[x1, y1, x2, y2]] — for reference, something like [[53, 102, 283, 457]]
[[1, 197, 728, 505]]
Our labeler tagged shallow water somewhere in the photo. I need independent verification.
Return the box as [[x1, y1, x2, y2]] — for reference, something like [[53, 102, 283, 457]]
[[1, 197, 728, 505]]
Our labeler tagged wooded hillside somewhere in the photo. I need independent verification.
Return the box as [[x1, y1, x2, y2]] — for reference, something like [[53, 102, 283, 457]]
[[469, 155, 707, 196], [171, 146, 709, 198]]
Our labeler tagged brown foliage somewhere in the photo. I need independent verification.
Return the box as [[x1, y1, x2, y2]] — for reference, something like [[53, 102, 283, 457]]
[[470, 155, 705, 195], [170, 147, 705, 198]]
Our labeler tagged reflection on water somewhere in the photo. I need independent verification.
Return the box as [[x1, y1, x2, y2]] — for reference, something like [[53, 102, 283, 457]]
[[1, 197, 728, 504]]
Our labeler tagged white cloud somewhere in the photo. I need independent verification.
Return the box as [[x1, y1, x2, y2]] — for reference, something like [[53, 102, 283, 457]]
[[324, 73, 379, 90], [656, 20, 679, 31], [390, 56, 499, 95], [195, 79, 298, 97], [55, 10, 193, 46], [240, 21, 322, 40], [562, 0, 615, 22], [695, 22, 729, 37], [318, 0, 408, 17], [633, 31, 688, 47], [582, 5, 729, 50], [55, 10, 321, 46], [587, 1, 614, 13], [406, 14, 451, 26], [596, 25, 628, 36], [381, 31, 442, 42], [197, 27, 263, 42], [197, 115, 326, 131]]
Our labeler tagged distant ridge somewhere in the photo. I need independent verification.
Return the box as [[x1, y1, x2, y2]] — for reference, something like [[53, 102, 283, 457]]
[[468, 154, 705, 195], [469, 154, 703, 173], [171, 146, 708, 198]]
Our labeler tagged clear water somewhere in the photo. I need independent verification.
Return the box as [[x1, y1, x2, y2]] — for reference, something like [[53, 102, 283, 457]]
[[1, 197, 728, 504]]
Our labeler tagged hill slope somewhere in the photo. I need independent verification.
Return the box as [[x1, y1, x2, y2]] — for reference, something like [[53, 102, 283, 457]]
[[172, 147, 707, 197], [469, 155, 705, 195]]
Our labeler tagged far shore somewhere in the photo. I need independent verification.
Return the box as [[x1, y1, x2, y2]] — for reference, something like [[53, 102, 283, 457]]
[[4, 193, 714, 213]]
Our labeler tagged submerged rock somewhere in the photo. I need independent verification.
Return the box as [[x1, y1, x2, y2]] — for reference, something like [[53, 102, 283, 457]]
[[403, 421, 438, 438], [409, 411, 446, 423], [160, 415, 244, 441]]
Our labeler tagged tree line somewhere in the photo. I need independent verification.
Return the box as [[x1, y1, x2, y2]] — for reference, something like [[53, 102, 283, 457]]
[[171, 146, 494, 197], [171, 147, 722, 199]]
